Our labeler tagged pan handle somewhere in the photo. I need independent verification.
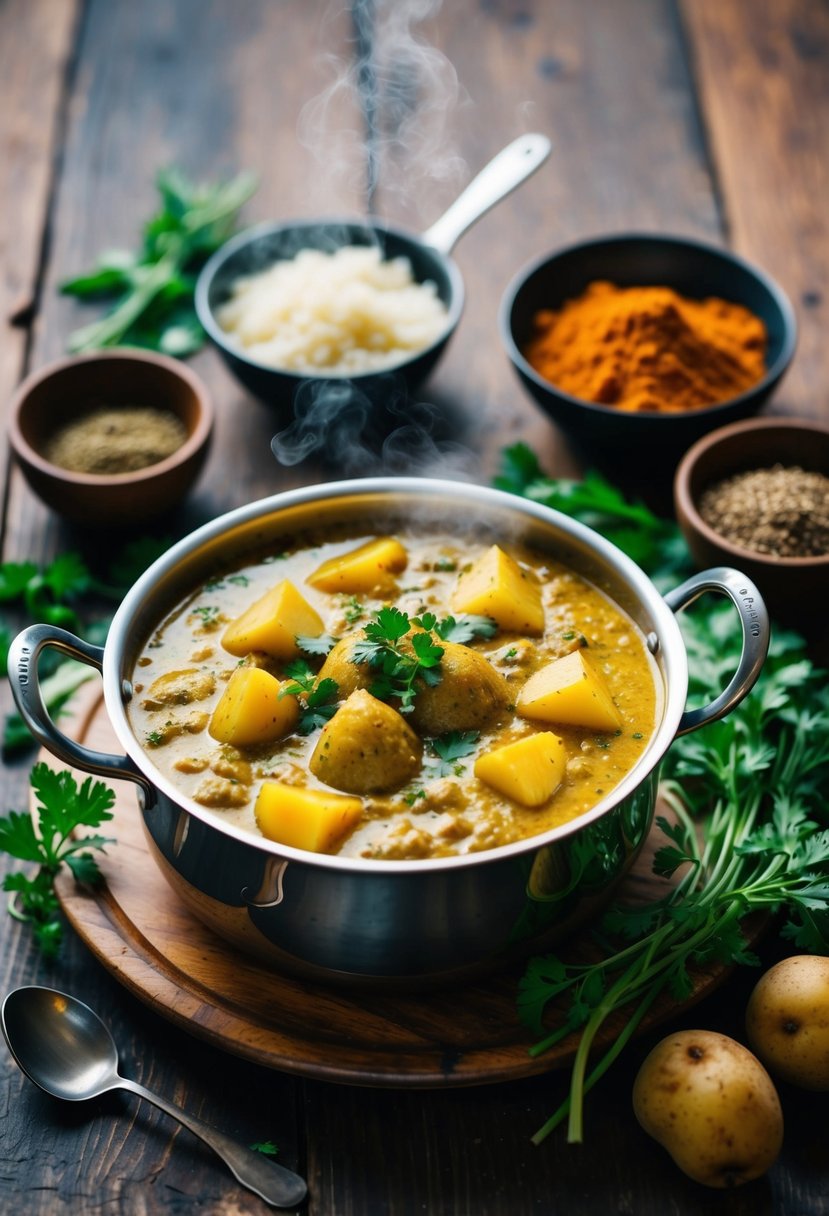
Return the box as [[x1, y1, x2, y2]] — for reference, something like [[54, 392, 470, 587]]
[[8, 623, 152, 793], [420, 133, 551, 256], [664, 567, 769, 737]]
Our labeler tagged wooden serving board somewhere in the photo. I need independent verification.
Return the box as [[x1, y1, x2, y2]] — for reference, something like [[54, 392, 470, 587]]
[[50, 685, 755, 1089]]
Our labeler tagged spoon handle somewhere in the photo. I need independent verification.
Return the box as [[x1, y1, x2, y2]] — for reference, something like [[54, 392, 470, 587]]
[[119, 1077, 307, 1208], [420, 133, 551, 255]]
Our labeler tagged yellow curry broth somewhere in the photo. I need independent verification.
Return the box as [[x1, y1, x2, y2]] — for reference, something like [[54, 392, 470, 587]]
[[128, 530, 658, 859]]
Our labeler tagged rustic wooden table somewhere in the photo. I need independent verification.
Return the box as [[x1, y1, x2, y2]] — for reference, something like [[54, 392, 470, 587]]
[[2, 1, 828, 1212]]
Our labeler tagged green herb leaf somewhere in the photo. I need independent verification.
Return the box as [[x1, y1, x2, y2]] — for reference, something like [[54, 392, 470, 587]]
[[0, 763, 116, 954], [430, 731, 479, 776], [350, 607, 445, 713], [434, 614, 498, 644], [250, 1140, 279, 1157], [62, 168, 256, 355], [296, 633, 339, 657]]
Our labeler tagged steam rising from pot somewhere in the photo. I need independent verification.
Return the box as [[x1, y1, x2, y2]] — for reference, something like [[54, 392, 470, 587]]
[[299, 0, 468, 221], [270, 377, 477, 478]]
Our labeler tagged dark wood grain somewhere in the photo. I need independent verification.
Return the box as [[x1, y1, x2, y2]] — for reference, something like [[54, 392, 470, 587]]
[[1, 0, 828, 1213]]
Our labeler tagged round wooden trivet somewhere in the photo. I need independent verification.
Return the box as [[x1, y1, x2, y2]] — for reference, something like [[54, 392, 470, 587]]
[[49, 686, 757, 1088]]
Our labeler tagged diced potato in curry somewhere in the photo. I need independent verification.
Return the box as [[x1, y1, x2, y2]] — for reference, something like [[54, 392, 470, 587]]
[[208, 666, 299, 746], [255, 782, 363, 852], [221, 580, 323, 659], [517, 650, 622, 732], [306, 536, 407, 595], [310, 689, 422, 794], [451, 544, 545, 634], [474, 732, 566, 807]]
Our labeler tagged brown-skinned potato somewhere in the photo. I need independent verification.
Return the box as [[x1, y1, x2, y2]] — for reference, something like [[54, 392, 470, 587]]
[[746, 955, 829, 1090], [632, 1029, 783, 1188]]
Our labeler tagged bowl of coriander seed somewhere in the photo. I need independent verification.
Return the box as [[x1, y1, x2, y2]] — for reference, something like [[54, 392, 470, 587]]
[[8, 349, 213, 528], [674, 416, 829, 623]]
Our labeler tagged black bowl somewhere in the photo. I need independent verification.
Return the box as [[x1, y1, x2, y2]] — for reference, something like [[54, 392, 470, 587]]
[[195, 219, 464, 428], [500, 233, 797, 465]]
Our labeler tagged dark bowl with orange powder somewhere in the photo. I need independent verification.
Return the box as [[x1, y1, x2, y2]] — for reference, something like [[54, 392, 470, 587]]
[[500, 234, 797, 467]]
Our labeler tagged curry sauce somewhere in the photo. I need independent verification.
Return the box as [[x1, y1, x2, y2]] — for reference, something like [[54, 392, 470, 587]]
[[128, 530, 659, 859]]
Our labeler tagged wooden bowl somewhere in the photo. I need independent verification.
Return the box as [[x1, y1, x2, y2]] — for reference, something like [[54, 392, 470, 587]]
[[9, 350, 213, 527], [674, 417, 829, 623]]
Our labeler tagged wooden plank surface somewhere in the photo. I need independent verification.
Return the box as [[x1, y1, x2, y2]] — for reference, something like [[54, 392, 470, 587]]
[[1, 1, 828, 1213], [681, 0, 829, 420], [0, 0, 80, 518]]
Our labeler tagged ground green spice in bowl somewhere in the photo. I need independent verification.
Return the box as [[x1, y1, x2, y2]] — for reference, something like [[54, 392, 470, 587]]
[[43, 405, 188, 475], [698, 465, 829, 559]]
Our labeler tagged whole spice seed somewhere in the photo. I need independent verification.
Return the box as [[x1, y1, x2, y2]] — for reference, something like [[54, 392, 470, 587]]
[[699, 464, 829, 558], [44, 406, 188, 475]]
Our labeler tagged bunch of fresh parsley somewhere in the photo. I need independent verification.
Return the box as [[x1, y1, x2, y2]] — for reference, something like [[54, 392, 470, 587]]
[[498, 444, 829, 1145], [61, 168, 256, 355], [0, 764, 115, 956], [0, 537, 172, 754]]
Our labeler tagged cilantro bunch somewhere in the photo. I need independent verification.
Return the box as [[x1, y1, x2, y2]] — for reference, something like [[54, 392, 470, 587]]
[[0, 764, 115, 956], [61, 168, 256, 356], [497, 445, 829, 1145]]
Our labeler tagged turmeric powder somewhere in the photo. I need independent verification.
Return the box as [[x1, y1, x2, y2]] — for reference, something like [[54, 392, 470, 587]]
[[524, 281, 767, 413]]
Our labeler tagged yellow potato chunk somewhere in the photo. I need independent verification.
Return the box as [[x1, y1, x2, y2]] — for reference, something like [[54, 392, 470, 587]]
[[516, 650, 622, 732], [221, 580, 324, 659], [208, 667, 299, 746], [474, 732, 566, 807], [306, 537, 408, 595], [254, 782, 364, 853], [451, 545, 544, 634]]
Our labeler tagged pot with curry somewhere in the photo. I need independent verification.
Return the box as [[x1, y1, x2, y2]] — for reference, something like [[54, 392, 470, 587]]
[[9, 480, 769, 983]]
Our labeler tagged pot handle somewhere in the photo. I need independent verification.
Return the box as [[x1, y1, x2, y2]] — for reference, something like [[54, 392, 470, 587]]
[[663, 567, 769, 737], [8, 623, 152, 793]]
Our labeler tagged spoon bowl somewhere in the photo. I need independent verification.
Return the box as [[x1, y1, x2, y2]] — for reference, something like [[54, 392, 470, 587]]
[[1, 985, 307, 1208], [2, 985, 120, 1101]]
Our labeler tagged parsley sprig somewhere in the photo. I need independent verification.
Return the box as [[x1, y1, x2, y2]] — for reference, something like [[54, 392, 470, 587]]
[[280, 660, 339, 734], [0, 763, 115, 955], [351, 607, 444, 713], [430, 731, 480, 776], [501, 449, 829, 1146]]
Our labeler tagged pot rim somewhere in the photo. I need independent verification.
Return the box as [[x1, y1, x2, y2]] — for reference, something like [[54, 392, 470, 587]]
[[103, 477, 688, 874]]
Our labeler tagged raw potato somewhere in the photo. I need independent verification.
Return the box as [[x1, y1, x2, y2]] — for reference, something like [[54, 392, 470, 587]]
[[221, 580, 324, 659], [451, 544, 544, 634], [516, 649, 622, 732], [208, 667, 299, 746], [409, 640, 512, 735], [745, 955, 829, 1090], [632, 1029, 783, 1188], [309, 689, 422, 794], [306, 536, 408, 595], [255, 781, 363, 852], [474, 732, 566, 807]]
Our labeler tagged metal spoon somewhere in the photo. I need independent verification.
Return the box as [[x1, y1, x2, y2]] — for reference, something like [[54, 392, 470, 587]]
[[1, 986, 307, 1209]]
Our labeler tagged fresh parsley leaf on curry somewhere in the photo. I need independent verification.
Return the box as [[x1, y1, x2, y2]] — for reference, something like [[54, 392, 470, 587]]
[[128, 528, 658, 859]]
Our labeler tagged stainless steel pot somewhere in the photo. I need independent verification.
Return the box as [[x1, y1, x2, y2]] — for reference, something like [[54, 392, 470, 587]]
[[9, 479, 769, 985]]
